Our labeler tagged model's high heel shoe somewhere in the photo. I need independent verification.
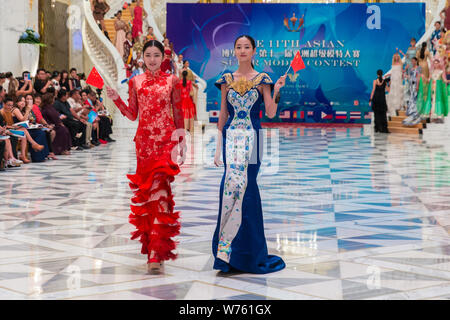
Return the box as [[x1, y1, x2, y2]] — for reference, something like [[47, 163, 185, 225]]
[[147, 259, 163, 274]]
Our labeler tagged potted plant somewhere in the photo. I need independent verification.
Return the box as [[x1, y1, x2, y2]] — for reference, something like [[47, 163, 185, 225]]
[[18, 28, 45, 77]]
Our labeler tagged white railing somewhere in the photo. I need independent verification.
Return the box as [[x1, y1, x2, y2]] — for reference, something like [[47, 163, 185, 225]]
[[105, 0, 126, 19], [143, 0, 209, 123], [82, 0, 134, 128]]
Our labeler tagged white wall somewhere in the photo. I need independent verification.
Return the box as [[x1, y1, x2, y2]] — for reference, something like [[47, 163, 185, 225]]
[[0, 0, 39, 76]]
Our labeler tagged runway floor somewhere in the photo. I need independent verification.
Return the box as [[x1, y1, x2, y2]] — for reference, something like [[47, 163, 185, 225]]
[[0, 126, 449, 300]]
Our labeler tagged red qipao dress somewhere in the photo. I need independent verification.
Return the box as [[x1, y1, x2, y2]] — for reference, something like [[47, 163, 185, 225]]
[[132, 5, 143, 39], [178, 80, 196, 119], [112, 70, 185, 263]]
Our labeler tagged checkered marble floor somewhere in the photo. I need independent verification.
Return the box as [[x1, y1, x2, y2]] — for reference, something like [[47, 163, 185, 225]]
[[0, 125, 449, 300]]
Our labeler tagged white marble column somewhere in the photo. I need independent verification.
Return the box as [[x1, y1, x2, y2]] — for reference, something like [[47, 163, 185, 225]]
[[0, 0, 38, 76]]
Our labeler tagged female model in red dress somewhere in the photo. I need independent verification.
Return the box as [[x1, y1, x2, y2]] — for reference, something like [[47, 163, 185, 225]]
[[131, 0, 148, 40], [178, 70, 196, 133], [161, 38, 173, 74], [106, 40, 185, 273]]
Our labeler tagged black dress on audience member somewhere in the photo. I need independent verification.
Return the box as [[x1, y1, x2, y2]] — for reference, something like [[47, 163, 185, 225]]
[[60, 79, 71, 91], [41, 105, 72, 155], [372, 79, 389, 133], [54, 98, 86, 147]]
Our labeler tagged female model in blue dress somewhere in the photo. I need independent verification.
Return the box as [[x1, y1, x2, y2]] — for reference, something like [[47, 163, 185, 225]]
[[212, 35, 287, 274]]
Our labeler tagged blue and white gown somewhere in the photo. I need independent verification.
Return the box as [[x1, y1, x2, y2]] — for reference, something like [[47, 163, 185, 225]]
[[212, 72, 286, 274]]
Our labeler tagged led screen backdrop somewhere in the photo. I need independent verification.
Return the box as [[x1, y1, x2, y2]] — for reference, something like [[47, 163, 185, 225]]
[[167, 3, 425, 123]]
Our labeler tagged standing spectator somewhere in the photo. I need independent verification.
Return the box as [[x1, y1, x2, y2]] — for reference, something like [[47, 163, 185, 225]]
[[131, 0, 147, 40], [369, 70, 390, 133], [91, 0, 110, 33], [114, 10, 129, 57], [41, 93, 72, 155], [33, 69, 52, 94], [60, 70, 71, 91]]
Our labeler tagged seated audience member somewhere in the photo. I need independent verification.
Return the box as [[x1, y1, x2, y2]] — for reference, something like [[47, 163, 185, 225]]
[[68, 89, 95, 148], [54, 89, 89, 150], [41, 92, 72, 155], [0, 124, 22, 168], [26, 93, 58, 160], [0, 96, 44, 163], [15, 95, 49, 162], [33, 68, 52, 94], [69, 68, 82, 90], [85, 89, 115, 143], [15, 71, 33, 97], [50, 71, 61, 92], [60, 70, 71, 92]]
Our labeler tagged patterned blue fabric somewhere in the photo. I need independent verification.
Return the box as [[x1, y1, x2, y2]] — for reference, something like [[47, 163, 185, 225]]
[[212, 72, 285, 274]]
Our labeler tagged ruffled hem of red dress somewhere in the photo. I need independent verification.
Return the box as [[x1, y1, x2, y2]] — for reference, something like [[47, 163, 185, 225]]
[[127, 159, 181, 262]]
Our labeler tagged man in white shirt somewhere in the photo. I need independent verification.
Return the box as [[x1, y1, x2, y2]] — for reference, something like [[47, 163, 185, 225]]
[[68, 89, 94, 148]]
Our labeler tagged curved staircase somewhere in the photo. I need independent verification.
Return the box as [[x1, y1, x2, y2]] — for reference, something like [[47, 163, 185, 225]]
[[388, 110, 428, 135], [104, 2, 137, 44]]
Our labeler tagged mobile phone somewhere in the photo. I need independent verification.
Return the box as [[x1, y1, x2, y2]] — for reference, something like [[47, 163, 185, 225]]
[[24, 73, 30, 81]]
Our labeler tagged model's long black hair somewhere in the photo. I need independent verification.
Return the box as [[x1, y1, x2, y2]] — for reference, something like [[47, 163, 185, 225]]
[[420, 42, 427, 60], [182, 70, 188, 87], [377, 69, 383, 82], [234, 35, 256, 69]]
